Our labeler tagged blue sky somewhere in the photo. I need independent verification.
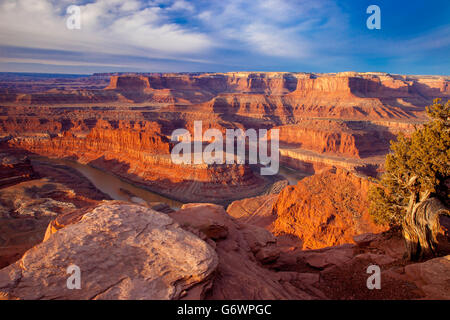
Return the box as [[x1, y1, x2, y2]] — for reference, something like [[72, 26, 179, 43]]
[[0, 0, 449, 74]]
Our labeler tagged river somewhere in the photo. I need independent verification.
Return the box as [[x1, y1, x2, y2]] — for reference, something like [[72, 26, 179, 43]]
[[32, 157, 307, 209], [32, 157, 183, 208], [277, 165, 310, 185]]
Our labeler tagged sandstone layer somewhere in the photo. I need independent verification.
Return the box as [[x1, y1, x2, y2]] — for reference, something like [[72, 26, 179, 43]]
[[3, 71, 443, 177], [271, 168, 387, 249], [274, 120, 396, 158], [3, 119, 269, 205], [0, 152, 38, 188]]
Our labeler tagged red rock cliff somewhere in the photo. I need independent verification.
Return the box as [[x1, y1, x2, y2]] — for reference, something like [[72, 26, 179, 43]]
[[271, 168, 387, 249], [274, 120, 394, 158], [7, 120, 268, 204]]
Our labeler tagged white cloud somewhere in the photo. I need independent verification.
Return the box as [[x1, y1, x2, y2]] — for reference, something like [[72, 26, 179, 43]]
[[0, 0, 349, 70], [169, 0, 195, 12], [0, 57, 128, 68], [0, 0, 212, 59], [242, 23, 309, 58], [194, 0, 345, 59]]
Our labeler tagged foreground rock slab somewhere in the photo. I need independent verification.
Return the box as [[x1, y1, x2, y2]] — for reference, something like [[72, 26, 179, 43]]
[[385, 255, 450, 299], [171, 203, 318, 299], [0, 203, 218, 300]]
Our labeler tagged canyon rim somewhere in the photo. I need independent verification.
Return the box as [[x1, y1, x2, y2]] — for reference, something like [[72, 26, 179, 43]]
[[0, 0, 449, 311]]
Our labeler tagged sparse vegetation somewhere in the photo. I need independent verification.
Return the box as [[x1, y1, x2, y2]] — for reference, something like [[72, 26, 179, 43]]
[[369, 98, 450, 260]]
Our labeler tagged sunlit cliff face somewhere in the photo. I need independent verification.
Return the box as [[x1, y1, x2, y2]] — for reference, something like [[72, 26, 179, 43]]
[[0, 70, 449, 301]]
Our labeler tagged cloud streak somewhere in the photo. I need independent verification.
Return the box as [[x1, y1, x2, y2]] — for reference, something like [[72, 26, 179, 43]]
[[0, 0, 448, 74], [0, 0, 212, 58]]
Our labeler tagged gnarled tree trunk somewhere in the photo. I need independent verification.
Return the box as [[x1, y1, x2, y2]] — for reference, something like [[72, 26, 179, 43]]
[[403, 196, 449, 261]]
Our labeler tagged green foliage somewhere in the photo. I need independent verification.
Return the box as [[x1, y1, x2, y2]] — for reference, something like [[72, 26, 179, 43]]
[[369, 99, 450, 226]]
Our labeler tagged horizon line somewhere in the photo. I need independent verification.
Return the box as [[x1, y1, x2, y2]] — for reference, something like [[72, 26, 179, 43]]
[[1, 71, 449, 77]]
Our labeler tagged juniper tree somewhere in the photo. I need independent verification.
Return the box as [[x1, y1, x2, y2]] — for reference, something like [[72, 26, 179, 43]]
[[369, 98, 450, 260]]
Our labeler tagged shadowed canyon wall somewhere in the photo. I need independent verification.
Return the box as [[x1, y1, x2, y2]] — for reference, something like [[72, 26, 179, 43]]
[[2, 73, 448, 120], [2, 119, 268, 205], [1, 71, 448, 200]]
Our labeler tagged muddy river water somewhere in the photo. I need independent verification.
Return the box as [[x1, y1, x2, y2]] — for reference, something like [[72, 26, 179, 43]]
[[33, 157, 307, 209], [32, 157, 183, 208]]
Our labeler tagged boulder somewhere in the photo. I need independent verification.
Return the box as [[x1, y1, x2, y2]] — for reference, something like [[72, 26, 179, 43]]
[[148, 202, 175, 214], [353, 233, 380, 247], [242, 224, 279, 264], [301, 245, 355, 270], [0, 203, 218, 300], [170, 203, 229, 240], [402, 255, 450, 299]]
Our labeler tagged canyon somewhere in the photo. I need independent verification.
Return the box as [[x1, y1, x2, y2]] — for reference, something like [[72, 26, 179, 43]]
[[2, 71, 444, 178], [0, 71, 449, 300]]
